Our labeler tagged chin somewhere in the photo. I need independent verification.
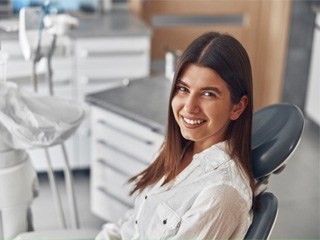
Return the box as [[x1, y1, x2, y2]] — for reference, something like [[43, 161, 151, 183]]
[[181, 132, 199, 142]]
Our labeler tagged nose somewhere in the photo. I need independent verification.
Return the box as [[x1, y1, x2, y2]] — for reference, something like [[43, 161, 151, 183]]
[[184, 94, 200, 114]]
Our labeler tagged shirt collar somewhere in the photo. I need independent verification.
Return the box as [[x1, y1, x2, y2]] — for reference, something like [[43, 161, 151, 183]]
[[193, 141, 231, 173], [171, 141, 232, 187], [148, 141, 231, 194]]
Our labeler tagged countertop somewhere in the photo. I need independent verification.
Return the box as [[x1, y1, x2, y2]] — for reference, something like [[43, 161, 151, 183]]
[[85, 76, 172, 134], [68, 9, 151, 38], [0, 9, 150, 40]]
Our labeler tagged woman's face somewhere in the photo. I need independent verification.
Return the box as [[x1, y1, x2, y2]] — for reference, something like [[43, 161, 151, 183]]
[[171, 64, 246, 153]]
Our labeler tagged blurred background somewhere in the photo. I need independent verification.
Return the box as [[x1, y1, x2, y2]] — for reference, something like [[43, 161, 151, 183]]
[[0, 0, 319, 239]]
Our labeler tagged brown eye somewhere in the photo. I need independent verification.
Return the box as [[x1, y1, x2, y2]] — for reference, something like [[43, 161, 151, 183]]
[[203, 91, 216, 97], [176, 86, 188, 92], [178, 87, 187, 91]]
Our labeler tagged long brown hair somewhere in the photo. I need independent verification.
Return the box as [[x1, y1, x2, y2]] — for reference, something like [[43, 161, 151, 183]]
[[129, 32, 255, 195]]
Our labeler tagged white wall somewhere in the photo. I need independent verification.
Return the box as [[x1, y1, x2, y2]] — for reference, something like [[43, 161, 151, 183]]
[[306, 13, 320, 126]]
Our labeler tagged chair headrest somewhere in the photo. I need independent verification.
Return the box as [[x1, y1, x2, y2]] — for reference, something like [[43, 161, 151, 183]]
[[252, 103, 304, 179]]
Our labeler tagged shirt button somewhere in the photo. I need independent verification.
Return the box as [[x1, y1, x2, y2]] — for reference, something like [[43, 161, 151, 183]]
[[163, 219, 167, 225], [135, 220, 138, 224], [144, 195, 148, 199]]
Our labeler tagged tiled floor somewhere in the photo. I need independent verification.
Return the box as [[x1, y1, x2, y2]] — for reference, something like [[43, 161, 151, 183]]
[[31, 171, 104, 231], [30, 118, 319, 238]]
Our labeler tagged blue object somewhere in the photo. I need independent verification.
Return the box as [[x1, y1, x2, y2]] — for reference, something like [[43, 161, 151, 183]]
[[11, 0, 96, 13]]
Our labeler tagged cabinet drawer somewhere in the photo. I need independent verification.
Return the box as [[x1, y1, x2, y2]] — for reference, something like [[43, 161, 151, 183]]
[[96, 129, 162, 164], [75, 36, 150, 56], [94, 142, 147, 176], [92, 106, 164, 146], [92, 107, 164, 164], [94, 127, 160, 164], [77, 53, 149, 79], [91, 185, 132, 221], [95, 159, 135, 206], [1, 40, 25, 59]]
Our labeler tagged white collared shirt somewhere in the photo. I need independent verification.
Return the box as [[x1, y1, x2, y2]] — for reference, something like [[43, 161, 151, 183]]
[[96, 142, 253, 240]]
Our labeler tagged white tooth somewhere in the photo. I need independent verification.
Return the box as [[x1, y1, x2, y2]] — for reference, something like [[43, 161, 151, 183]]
[[184, 118, 204, 125]]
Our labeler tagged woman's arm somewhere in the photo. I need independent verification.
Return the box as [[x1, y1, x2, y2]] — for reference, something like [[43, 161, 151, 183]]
[[95, 209, 134, 240], [170, 184, 251, 240]]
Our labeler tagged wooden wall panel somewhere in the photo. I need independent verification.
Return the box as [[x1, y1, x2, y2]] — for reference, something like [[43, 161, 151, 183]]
[[129, 0, 291, 110]]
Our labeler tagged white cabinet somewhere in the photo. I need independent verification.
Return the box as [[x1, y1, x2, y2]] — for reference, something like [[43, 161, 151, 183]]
[[1, 39, 74, 97], [1, 9, 151, 171], [74, 35, 151, 169], [74, 36, 150, 101], [1, 34, 150, 171], [90, 106, 164, 221]]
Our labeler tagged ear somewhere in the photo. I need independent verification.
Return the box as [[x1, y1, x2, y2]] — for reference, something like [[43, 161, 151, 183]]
[[230, 95, 248, 121]]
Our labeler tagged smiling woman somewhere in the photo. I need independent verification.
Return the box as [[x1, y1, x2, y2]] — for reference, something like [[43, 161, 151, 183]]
[[172, 64, 248, 154], [96, 32, 256, 240]]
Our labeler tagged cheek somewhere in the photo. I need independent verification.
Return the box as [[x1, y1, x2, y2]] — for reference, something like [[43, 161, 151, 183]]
[[171, 97, 185, 125], [171, 97, 181, 117]]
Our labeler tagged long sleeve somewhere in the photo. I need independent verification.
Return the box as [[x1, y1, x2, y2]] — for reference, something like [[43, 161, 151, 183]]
[[95, 209, 134, 240], [169, 184, 251, 240]]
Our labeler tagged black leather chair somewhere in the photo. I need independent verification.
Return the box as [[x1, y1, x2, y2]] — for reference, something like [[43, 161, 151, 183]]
[[244, 103, 304, 239]]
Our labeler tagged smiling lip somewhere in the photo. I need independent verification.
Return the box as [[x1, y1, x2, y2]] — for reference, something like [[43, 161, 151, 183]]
[[182, 116, 206, 129]]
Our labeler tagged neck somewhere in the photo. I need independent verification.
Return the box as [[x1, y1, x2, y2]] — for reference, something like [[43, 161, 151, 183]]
[[177, 144, 193, 174]]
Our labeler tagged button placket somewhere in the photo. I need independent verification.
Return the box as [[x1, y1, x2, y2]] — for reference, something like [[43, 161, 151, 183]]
[[134, 192, 148, 227]]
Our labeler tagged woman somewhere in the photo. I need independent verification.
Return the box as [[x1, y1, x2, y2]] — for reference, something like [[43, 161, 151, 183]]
[[96, 32, 256, 240]]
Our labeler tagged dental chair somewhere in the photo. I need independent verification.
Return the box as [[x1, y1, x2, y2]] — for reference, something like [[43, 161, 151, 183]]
[[15, 103, 304, 240], [244, 103, 304, 239]]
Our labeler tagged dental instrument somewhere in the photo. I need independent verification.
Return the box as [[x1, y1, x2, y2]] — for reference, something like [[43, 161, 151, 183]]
[[18, 2, 81, 230]]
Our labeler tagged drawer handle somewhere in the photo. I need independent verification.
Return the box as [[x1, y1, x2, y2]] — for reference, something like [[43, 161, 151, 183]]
[[80, 76, 125, 85], [97, 158, 130, 177], [98, 186, 133, 208], [80, 50, 145, 58], [54, 79, 72, 86], [97, 139, 149, 166], [97, 119, 155, 146]]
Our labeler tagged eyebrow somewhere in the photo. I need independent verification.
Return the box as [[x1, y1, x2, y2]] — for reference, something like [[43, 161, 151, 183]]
[[176, 80, 222, 95]]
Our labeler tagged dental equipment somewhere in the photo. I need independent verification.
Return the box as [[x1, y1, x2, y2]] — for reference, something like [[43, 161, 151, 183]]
[[0, 79, 86, 239], [18, 2, 80, 230]]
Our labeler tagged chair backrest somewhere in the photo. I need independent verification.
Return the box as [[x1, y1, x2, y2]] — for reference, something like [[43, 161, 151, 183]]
[[245, 192, 278, 240], [251, 103, 304, 180], [244, 103, 304, 240]]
